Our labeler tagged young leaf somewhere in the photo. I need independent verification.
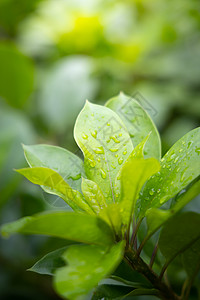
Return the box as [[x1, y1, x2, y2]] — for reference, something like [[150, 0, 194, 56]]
[[105, 92, 161, 160], [29, 247, 67, 275], [114, 133, 153, 201], [159, 212, 200, 269], [1, 211, 114, 246], [146, 179, 200, 238], [16, 167, 93, 213], [81, 177, 107, 214], [120, 157, 160, 229], [137, 127, 200, 219], [74, 101, 133, 204], [23, 144, 85, 193], [54, 241, 125, 300], [99, 203, 122, 238]]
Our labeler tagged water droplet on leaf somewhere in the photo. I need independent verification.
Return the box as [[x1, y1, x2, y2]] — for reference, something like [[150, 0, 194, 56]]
[[100, 169, 106, 179], [149, 188, 155, 195], [93, 146, 104, 154], [82, 134, 88, 139], [195, 147, 200, 155], [110, 148, 118, 152], [118, 158, 123, 165], [91, 130, 97, 138]]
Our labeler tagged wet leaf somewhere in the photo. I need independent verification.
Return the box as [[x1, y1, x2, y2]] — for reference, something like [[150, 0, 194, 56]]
[[74, 101, 133, 204], [137, 127, 200, 219], [23, 144, 85, 193], [16, 167, 92, 213], [105, 92, 161, 160], [54, 242, 125, 300]]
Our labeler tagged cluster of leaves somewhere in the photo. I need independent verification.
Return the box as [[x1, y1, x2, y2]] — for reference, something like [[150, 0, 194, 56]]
[[1, 94, 200, 300]]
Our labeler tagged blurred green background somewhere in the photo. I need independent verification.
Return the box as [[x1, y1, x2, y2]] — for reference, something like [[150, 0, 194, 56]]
[[0, 0, 199, 299]]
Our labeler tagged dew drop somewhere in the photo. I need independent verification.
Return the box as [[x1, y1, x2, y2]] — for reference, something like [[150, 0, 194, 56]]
[[88, 158, 96, 168], [94, 146, 104, 154], [82, 133, 88, 139], [115, 154, 118, 158], [110, 148, 118, 152], [116, 193, 119, 198], [97, 158, 101, 162], [123, 150, 127, 155], [187, 142, 192, 148], [100, 169, 107, 179], [179, 149, 183, 153], [160, 195, 168, 204], [149, 188, 155, 196], [110, 136, 120, 143], [157, 189, 161, 193], [69, 173, 81, 181], [91, 130, 97, 138], [118, 158, 124, 165], [167, 153, 176, 161], [119, 133, 122, 137], [180, 172, 185, 182], [111, 164, 116, 169], [174, 156, 179, 163], [195, 147, 200, 155], [91, 113, 94, 117], [107, 123, 110, 126]]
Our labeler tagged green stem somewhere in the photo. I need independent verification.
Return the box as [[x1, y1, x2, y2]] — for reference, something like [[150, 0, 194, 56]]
[[124, 247, 180, 300]]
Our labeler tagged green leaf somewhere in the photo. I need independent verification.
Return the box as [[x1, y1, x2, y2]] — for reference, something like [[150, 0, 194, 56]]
[[113, 133, 153, 201], [81, 177, 107, 214], [29, 247, 67, 276], [105, 92, 161, 160], [137, 127, 200, 219], [23, 144, 85, 193], [54, 241, 125, 300], [159, 212, 200, 267], [1, 211, 114, 246], [182, 239, 200, 277], [146, 179, 200, 238], [16, 167, 92, 213], [99, 203, 122, 237], [0, 42, 34, 108], [120, 157, 160, 228], [122, 288, 159, 298], [74, 101, 133, 204]]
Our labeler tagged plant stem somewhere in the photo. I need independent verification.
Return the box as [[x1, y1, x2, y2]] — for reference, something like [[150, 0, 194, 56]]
[[124, 247, 180, 300]]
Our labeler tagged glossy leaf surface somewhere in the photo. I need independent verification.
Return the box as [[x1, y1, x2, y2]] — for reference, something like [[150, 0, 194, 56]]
[[138, 127, 200, 218], [81, 177, 107, 214], [54, 242, 125, 300], [23, 144, 85, 193], [146, 179, 200, 237], [74, 101, 133, 203], [105, 93, 161, 160], [120, 157, 160, 228], [16, 167, 92, 213], [1, 211, 114, 246]]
